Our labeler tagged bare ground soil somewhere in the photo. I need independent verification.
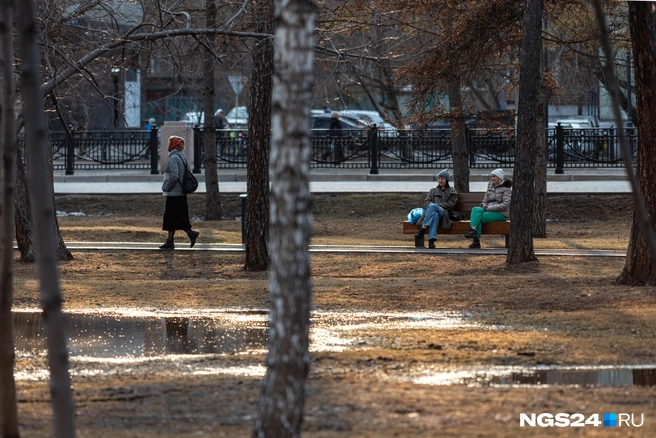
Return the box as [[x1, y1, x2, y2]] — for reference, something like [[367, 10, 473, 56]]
[[12, 193, 656, 437]]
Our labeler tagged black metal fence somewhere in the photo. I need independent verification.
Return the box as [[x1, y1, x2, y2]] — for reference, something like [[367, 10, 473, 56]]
[[49, 129, 158, 174], [41, 124, 637, 174]]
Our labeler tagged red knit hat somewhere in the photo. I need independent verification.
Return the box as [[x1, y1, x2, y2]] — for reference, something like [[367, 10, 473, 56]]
[[168, 136, 185, 152]]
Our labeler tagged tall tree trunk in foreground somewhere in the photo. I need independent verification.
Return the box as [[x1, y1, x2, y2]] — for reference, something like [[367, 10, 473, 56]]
[[507, 0, 542, 265], [448, 81, 469, 193], [245, 0, 274, 271], [253, 0, 315, 435], [613, 2, 656, 285], [533, 67, 547, 238], [203, 0, 222, 221], [0, 1, 21, 435], [15, 0, 76, 435]]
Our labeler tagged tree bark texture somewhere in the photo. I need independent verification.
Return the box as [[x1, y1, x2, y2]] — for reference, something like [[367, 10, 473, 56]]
[[617, 3, 656, 285], [533, 74, 547, 238], [15, 0, 76, 435], [448, 81, 469, 194], [507, 0, 542, 265], [14, 147, 35, 262], [203, 0, 222, 221], [253, 0, 315, 436], [0, 1, 21, 435], [245, 0, 274, 272]]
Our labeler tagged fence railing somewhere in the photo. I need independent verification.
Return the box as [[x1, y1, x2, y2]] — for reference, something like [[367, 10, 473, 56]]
[[40, 124, 638, 174]]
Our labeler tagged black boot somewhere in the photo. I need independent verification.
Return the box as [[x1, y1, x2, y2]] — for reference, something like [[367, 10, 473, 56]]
[[428, 238, 437, 249], [414, 227, 426, 239], [464, 227, 477, 238], [469, 238, 481, 249], [187, 230, 200, 248], [159, 239, 175, 250]]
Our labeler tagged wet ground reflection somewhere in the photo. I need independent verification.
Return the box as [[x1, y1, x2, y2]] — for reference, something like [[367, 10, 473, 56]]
[[13, 309, 477, 358], [13, 312, 267, 357], [413, 367, 656, 387]]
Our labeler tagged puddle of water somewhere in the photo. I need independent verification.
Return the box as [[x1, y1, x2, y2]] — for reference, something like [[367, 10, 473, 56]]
[[13, 309, 479, 358], [13, 311, 268, 358], [413, 367, 656, 387]]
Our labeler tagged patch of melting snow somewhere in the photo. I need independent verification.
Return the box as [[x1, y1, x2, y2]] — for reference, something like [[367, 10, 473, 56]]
[[56, 211, 87, 217]]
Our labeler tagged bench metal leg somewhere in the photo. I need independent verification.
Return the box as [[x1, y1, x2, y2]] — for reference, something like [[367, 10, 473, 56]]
[[415, 235, 425, 248], [505, 234, 509, 248]]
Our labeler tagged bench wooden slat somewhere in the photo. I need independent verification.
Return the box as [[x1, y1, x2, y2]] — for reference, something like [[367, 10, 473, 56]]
[[402, 220, 510, 235]]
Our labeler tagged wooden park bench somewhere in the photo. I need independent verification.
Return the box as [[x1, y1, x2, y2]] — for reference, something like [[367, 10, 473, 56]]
[[402, 193, 511, 248]]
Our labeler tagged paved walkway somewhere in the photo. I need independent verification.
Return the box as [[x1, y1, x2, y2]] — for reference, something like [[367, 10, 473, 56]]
[[62, 242, 625, 257], [53, 168, 628, 194]]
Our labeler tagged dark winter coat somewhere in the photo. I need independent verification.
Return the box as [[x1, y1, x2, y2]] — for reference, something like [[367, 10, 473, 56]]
[[419, 185, 458, 229]]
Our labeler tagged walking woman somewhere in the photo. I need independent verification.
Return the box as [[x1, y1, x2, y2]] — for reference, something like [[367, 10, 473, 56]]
[[415, 169, 458, 248], [160, 136, 200, 249], [464, 168, 511, 249]]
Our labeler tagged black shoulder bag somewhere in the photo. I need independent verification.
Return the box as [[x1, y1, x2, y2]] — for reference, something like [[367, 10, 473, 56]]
[[176, 155, 198, 194]]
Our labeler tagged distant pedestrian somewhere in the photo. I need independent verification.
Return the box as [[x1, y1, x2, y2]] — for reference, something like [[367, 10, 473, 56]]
[[214, 109, 230, 156], [145, 118, 156, 139], [464, 168, 511, 249], [414, 169, 458, 249], [323, 105, 331, 113], [159, 136, 200, 250], [323, 112, 344, 162]]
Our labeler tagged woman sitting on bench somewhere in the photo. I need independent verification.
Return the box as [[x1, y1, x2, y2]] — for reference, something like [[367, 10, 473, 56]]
[[464, 168, 512, 249], [415, 169, 459, 249]]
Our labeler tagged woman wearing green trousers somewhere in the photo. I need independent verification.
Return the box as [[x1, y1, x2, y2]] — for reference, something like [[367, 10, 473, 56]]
[[464, 168, 512, 249]]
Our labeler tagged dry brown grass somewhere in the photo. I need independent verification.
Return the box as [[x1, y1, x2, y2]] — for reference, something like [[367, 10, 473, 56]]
[[13, 193, 656, 438]]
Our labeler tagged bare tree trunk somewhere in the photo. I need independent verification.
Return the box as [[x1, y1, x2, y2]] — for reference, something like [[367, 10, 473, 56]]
[[507, 0, 542, 265], [0, 1, 20, 435], [14, 146, 36, 262], [614, 2, 656, 285], [533, 65, 547, 238], [13, 127, 72, 262], [448, 81, 469, 194], [245, 0, 274, 271], [203, 0, 222, 221], [253, 0, 315, 435], [15, 0, 76, 435]]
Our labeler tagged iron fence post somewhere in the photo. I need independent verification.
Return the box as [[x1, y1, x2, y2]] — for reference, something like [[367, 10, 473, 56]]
[[369, 125, 379, 175], [65, 130, 74, 175], [193, 125, 201, 174], [466, 127, 475, 167], [150, 126, 159, 174], [555, 123, 564, 174]]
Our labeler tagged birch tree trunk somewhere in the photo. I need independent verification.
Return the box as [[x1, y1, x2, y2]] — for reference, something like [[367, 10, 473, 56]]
[[507, 0, 542, 265], [0, 1, 20, 435], [253, 0, 316, 435], [203, 0, 222, 221], [245, 0, 274, 271], [15, 0, 76, 435], [448, 81, 469, 194]]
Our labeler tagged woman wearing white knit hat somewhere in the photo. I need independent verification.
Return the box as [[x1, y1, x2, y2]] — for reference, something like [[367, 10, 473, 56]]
[[464, 168, 512, 248], [414, 169, 458, 249]]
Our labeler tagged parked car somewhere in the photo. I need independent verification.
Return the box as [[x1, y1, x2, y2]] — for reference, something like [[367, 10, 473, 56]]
[[339, 109, 396, 131], [180, 109, 225, 126], [555, 117, 599, 129], [180, 111, 205, 125], [225, 106, 248, 129], [310, 112, 367, 133]]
